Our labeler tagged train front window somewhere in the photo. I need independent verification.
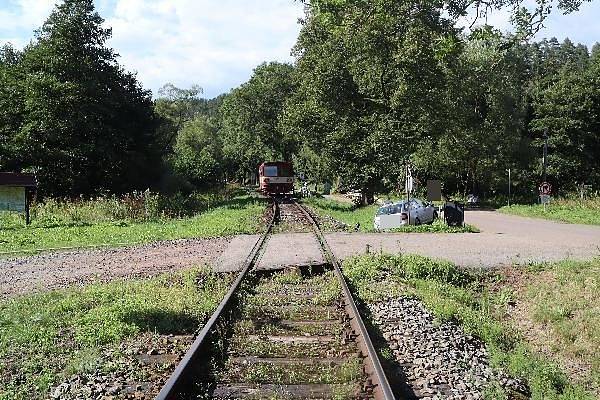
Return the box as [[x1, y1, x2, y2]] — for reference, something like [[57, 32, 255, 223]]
[[264, 166, 278, 177]]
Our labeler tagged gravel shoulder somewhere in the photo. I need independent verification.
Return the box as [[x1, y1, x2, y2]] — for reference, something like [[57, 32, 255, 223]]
[[0, 237, 230, 299]]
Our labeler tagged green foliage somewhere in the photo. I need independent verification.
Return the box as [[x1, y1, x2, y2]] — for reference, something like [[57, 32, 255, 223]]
[[0, 267, 234, 399], [529, 39, 600, 192], [281, 0, 460, 198], [1, 0, 598, 205], [413, 29, 529, 197], [342, 253, 597, 399], [172, 117, 223, 187], [0, 194, 266, 254], [499, 197, 600, 225], [0, 0, 161, 196], [220, 62, 297, 180]]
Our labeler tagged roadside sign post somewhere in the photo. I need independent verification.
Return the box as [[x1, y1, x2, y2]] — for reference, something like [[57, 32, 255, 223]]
[[427, 180, 442, 222], [427, 180, 441, 202], [507, 168, 511, 207], [405, 163, 412, 222], [539, 181, 552, 211], [0, 173, 37, 225]]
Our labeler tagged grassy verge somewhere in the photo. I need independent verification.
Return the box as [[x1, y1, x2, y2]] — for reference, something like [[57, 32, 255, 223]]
[[342, 253, 597, 399], [512, 259, 599, 395], [0, 195, 266, 254], [0, 268, 233, 400], [499, 197, 600, 225], [303, 197, 478, 233]]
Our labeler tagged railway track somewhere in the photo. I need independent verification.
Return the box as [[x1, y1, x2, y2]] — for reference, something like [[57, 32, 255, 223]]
[[156, 197, 395, 400]]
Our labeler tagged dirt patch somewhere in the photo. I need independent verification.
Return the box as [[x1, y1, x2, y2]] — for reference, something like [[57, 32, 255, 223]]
[[0, 237, 230, 299]]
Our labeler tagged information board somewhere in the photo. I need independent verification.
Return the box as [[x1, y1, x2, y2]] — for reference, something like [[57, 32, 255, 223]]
[[0, 186, 26, 212], [427, 180, 442, 201]]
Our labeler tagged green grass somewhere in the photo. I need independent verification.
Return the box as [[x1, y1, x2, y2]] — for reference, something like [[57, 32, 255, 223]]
[[303, 197, 478, 233], [342, 253, 597, 400], [0, 268, 234, 400], [0, 196, 266, 254], [523, 259, 600, 393], [499, 197, 600, 225]]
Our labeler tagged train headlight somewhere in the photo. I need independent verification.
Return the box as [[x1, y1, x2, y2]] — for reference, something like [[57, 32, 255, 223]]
[[264, 178, 270, 183], [287, 178, 292, 183]]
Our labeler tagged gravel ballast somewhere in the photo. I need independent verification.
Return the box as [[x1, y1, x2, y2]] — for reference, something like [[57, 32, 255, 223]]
[[370, 297, 528, 399]]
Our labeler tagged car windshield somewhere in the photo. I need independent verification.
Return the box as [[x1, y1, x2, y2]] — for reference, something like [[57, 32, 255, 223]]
[[279, 165, 292, 176], [377, 203, 407, 215], [376, 206, 390, 216], [412, 199, 424, 208]]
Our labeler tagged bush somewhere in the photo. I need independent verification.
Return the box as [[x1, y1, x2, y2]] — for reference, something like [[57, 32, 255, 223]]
[[0, 186, 246, 229]]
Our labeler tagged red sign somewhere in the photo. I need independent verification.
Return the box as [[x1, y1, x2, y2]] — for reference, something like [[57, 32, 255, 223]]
[[539, 182, 552, 196]]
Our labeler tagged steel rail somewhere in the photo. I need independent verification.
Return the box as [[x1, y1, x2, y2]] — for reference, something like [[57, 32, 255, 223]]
[[294, 202, 396, 400], [155, 199, 278, 400]]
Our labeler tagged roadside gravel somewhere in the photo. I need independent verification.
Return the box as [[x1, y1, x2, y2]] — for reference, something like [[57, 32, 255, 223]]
[[0, 237, 230, 299], [371, 297, 529, 399]]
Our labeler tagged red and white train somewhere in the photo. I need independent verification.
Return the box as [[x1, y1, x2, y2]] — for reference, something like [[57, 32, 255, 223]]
[[258, 161, 294, 194]]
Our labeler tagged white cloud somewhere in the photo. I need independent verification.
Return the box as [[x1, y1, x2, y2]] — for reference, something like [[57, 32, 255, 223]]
[[0, 0, 56, 42], [456, 0, 600, 48], [105, 0, 305, 98], [2, 0, 598, 98]]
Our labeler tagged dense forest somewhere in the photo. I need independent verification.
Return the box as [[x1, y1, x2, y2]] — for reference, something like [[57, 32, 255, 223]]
[[1, 0, 598, 201]]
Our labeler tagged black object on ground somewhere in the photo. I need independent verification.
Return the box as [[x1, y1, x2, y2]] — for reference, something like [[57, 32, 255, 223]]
[[444, 202, 464, 227]]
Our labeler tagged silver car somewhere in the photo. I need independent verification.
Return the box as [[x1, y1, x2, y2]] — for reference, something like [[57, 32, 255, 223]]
[[374, 199, 437, 230]]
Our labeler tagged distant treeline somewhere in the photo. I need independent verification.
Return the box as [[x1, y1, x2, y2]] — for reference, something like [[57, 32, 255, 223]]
[[1, 0, 599, 201]]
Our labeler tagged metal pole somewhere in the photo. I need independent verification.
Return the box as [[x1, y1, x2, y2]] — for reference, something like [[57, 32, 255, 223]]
[[542, 129, 548, 183], [508, 168, 511, 207], [406, 162, 410, 223]]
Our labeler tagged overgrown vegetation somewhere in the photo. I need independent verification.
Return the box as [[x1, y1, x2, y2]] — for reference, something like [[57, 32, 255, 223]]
[[303, 197, 478, 233], [0, 268, 234, 400], [499, 197, 600, 225], [0, 193, 266, 254], [342, 253, 597, 399], [518, 259, 600, 394]]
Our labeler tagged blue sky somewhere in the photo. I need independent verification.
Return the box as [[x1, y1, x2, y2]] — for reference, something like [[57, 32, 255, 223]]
[[1, 0, 599, 98]]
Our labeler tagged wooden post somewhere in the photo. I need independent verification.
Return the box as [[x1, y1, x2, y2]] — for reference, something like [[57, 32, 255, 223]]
[[25, 188, 31, 225]]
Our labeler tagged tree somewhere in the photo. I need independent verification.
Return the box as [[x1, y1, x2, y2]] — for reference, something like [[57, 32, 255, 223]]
[[220, 62, 297, 181], [283, 0, 461, 202], [0, 45, 24, 171], [413, 29, 529, 197], [172, 116, 223, 187], [529, 47, 600, 191], [5, 0, 160, 196], [155, 83, 204, 150]]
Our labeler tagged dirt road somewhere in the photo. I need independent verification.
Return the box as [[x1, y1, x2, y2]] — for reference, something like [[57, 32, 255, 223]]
[[0, 238, 229, 299]]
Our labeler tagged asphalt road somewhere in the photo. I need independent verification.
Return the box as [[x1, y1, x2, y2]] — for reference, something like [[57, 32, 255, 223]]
[[326, 210, 600, 268]]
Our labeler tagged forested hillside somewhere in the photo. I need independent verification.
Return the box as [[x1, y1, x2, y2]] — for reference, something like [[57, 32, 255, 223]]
[[1, 0, 598, 201]]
